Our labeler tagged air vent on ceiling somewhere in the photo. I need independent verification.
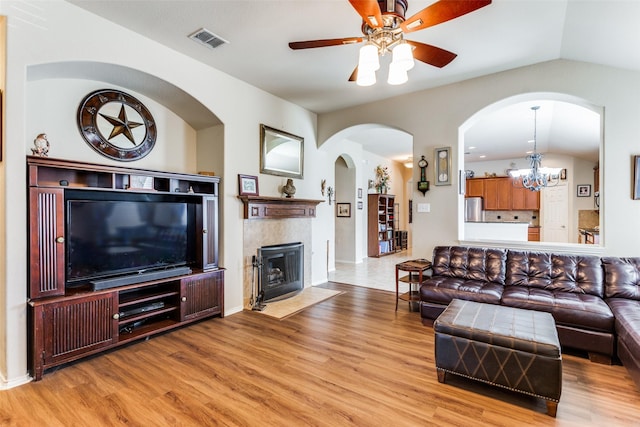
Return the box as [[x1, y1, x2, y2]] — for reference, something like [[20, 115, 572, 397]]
[[189, 28, 228, 49]]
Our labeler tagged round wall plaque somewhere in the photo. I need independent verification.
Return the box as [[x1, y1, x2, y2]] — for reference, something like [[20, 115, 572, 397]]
[[77, 89, 156, 161]]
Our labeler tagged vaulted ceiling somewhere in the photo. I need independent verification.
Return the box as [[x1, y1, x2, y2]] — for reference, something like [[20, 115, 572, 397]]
[[66, 0, 639, 161]]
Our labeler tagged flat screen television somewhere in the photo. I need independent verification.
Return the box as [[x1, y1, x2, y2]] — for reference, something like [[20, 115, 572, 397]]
[[65, 190, 198, 287]]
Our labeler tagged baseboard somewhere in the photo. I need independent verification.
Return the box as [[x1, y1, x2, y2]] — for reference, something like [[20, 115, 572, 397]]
[[0, 372, 32, 389], [224, 305, 243, 317]]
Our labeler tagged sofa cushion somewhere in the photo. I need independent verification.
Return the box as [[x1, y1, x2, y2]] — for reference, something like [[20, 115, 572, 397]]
[[420, 276, 504, 305], [607, 298, 640, 357], [432, 246, 506, 285], [602, 257, 640, 300], [506, 251, 604, 297], [501, 286, 614, 333]]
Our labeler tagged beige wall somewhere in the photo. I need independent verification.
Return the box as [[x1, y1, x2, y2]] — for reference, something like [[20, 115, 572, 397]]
[[319, 60, 640, 258], [1, 0, 325, 386]]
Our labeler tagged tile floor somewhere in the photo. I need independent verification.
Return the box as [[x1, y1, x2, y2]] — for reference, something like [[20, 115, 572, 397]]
[[328, 249, 417, 293]]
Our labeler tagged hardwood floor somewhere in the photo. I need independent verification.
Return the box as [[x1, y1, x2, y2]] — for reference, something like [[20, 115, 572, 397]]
[[3, 282, 640, 426]]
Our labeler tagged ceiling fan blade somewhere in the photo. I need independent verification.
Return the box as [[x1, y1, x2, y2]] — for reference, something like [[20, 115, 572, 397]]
[[348, 0, 384, 28], [401, 0, 492, 34], [348, 66, 358, 82], [407, 40, 457, 68], [289, 37, 363, 50]]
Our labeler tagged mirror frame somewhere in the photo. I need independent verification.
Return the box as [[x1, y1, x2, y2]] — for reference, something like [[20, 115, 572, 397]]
[[260, 124, 304, 179]]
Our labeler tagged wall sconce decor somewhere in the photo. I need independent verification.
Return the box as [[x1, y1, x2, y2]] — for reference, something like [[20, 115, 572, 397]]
[[417, 155, 430, 195], [327, 186, 335, 205]]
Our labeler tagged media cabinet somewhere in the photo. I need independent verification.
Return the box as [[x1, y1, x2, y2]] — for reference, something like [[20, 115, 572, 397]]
[[27, 156, 224, 380]]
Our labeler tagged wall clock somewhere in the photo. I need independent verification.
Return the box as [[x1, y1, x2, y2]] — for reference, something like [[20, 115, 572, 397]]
[[77, 89, 156, 161], [417, 155, 430, 195]]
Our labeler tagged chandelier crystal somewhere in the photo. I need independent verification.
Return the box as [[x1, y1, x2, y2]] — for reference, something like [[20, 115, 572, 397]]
[[509, 106, 562, 192]]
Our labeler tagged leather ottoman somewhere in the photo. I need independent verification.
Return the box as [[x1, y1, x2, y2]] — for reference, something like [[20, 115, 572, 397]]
[[434, 299, 562, 417]]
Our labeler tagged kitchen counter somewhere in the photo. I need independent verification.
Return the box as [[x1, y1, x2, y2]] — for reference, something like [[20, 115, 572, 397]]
[[465, 221, 529, 241]]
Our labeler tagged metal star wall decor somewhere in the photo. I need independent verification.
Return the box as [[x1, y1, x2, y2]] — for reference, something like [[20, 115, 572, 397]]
[[77, 89, 157, 161]]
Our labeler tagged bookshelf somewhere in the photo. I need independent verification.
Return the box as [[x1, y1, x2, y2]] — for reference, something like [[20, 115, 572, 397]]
[[367, 194, 395, 257]]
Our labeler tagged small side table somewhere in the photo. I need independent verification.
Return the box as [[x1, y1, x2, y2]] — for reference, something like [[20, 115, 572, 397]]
[[395, 259, 432, 311]]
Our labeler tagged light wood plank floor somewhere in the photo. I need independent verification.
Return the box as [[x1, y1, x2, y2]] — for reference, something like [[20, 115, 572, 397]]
[[3, 282, 640, 426]]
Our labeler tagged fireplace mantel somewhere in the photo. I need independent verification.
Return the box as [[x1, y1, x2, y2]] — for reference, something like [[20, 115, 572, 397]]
[[238, 196, 324, 219]]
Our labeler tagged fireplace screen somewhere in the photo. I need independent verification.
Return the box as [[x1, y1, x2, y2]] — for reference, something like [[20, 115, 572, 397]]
[[258, 242, 303, 302]]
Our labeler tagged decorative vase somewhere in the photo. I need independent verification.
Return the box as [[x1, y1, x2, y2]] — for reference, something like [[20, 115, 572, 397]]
[[283, 179, 296, 198]]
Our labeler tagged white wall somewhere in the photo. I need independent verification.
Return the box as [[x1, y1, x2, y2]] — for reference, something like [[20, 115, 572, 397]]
[[0, 0, 331, 386], [318, 60, 640, 258]]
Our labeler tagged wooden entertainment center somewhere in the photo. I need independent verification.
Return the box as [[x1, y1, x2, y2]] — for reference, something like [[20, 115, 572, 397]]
[[27, 156, 224, 380]]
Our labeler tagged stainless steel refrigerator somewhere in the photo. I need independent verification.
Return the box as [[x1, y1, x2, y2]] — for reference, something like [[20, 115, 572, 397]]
[[465, 197, 483, 222]]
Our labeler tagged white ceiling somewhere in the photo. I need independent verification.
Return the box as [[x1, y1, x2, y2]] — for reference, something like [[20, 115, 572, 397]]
[[65, 0, 639, 162]]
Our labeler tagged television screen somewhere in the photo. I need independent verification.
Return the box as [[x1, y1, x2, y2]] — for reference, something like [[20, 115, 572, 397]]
[[65, 191, 196, 286]]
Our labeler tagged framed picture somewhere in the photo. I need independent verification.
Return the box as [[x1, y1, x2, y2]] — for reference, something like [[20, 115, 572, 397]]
[[357, 201, 363, 210], [238, 174, 259, 196], [577, 184, 591, 197], [260, 124, 304, 179], [337, 203, 351, 217], [634, 156, 640, 200], [358, 188, 363, 199], [560, 168, 567, 180], [435, 147, 451, 186]]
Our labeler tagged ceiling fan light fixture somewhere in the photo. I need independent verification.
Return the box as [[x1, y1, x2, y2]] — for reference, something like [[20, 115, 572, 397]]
[[387, 62, 408, 85], [391, 41, 414, 70], [356, 68, 376, 86], [358, 43, 380, 72]]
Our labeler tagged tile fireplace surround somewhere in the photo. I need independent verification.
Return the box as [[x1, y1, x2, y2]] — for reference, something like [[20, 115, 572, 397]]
[[242, 218, 313, 308]]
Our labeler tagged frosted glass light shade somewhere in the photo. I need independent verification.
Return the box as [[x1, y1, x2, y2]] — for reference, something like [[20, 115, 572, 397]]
[[392, 42, 414, 70], [358, 43, 380, 72], [356, 68, 376, 86], [387, 62, 408, 85]]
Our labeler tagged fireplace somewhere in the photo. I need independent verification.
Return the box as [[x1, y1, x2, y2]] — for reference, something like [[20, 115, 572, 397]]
[[258, 242, 304, 302]]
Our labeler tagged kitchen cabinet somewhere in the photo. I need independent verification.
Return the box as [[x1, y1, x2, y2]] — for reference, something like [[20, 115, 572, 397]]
[[528, 227, 541, 241], [512, 178, 541, 210], [483, 178, 512, 210], [466, 179, 484, 198], [467, 177, 540, 211]]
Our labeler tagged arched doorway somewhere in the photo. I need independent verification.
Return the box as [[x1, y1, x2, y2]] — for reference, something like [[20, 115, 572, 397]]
[[459, 94, 602, 246], [334, 155, 357, 263]]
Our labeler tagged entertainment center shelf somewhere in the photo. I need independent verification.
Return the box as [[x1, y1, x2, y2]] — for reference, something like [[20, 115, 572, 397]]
[[27, 156, 224, 380]]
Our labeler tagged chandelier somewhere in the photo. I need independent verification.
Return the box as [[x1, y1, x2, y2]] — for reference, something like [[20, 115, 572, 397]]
[[509, 106, 562, 192], [356, 13, 414, 86]]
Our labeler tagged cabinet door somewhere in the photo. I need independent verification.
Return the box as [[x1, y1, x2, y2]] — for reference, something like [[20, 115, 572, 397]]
[[511, 178, 540, 210], [466, 179, 484, 198], [202, 195, 219, 270], [180, 269, 224, 321], [31, 293, 118, 378], [29, 188, 65, 298], [483, 178, 511, 210]]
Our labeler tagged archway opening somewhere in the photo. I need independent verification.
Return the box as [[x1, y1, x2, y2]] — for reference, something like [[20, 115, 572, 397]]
[[459, 93, 602, 248]]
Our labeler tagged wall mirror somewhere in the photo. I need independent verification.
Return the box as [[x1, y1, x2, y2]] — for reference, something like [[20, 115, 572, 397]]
[[260, 124, 304, 179]]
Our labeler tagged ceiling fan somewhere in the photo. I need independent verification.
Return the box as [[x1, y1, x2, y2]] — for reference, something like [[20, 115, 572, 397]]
[[289, 0, 492, 83]]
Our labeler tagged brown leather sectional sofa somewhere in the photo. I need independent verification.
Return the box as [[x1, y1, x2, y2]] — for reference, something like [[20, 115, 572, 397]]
[[419, 246, 640, 389]]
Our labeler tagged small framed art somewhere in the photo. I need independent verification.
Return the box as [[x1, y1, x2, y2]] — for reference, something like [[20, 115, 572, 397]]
[[238, 174, 259, 196], [435, 147, 451, 186], [337, 203, 351, 217], [634, 156, 640, 200], [577, 184, 591, 197]]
